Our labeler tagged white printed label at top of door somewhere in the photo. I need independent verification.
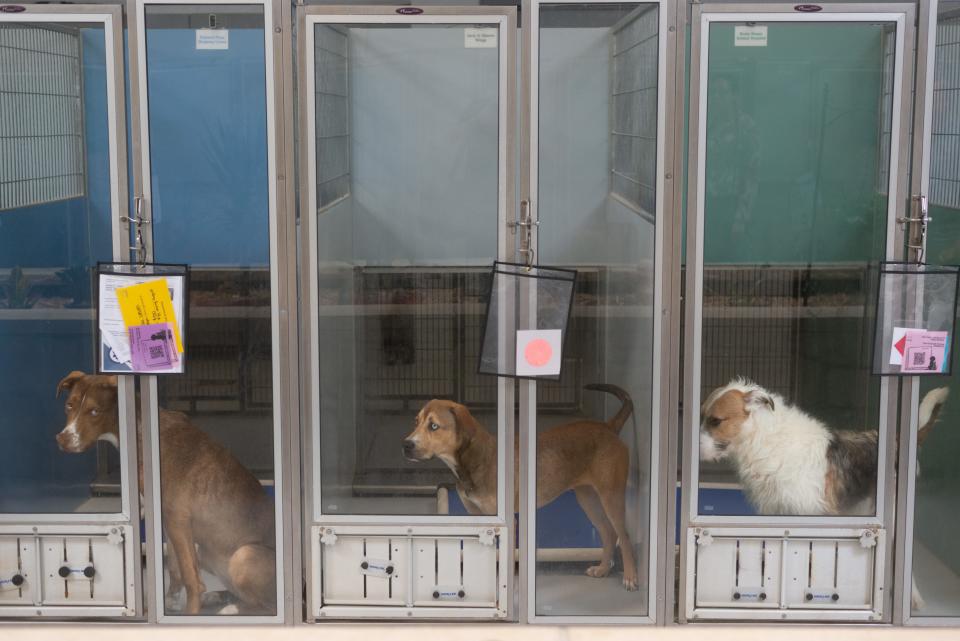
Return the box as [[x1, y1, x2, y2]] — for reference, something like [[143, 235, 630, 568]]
[[196, 29, 229, 50], [464, 27, 498, 49], [734, 25, 768, 47]]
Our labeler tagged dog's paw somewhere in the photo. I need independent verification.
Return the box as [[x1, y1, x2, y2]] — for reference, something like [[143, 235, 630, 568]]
[[218, 604, 240, 615], [164, 589, 184, 612], [622, 571, 639, 591], [912, 585, 927, 611], [586, 560, 613, 578]]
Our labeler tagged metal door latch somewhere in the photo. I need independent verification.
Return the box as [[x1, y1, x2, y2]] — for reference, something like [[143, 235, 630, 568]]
[[898, 194, 931, 262], [122, 196, 151, 266], [508, 199, 538, 268]]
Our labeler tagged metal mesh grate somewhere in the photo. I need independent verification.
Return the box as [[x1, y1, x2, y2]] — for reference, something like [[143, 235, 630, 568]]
[[359, 270, 460, 405], [0, 24, 86, 212], [610, 5, 659, 218], [158, 270, 273, 414], [931, 14, 960, 210], [701, 266, 803, 400], [358, 268, 588, 413], [699, 265, 871, 402], [314, 24, 350, 209]]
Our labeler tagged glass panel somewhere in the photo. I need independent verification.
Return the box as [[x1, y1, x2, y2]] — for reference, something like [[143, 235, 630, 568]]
[[696, 22, 895, 517], [143, 4, 277, 615], [534, 2, 657, 617], [912, 0, 960, 618], [313, 23, 500, 516], [0, 22, 122, 514]]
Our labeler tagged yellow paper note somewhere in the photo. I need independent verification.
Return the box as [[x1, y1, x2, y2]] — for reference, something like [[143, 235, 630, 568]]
[[115, 278, 184, 353]]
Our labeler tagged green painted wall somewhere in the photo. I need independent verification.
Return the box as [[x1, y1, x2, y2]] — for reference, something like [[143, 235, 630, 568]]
[[703, 23, 889, 265], [916, 204, 960, 579]]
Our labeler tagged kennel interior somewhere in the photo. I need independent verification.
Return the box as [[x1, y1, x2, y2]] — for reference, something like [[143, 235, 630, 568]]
[[908, 0, 960, 618], [692, 19, 895, 518], [305, 3, 661, 619], [0, 20, 124, 515], [136, 4, 281, 617]]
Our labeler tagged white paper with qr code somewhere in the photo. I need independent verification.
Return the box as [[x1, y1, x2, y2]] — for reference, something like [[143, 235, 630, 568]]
[[901, 330, 948, 373]]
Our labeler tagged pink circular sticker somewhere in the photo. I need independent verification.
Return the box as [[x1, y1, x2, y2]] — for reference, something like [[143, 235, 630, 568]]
[[524, 338, 553, 367]]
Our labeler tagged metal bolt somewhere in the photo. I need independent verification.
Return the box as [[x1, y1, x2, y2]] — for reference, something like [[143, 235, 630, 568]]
[[274, 26, 281, 33], [665, 172, 673, 179]]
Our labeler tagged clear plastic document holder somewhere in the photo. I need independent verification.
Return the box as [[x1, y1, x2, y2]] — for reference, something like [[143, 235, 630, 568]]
[[477, 261, 577, 380], [872, 261, 959, 376]]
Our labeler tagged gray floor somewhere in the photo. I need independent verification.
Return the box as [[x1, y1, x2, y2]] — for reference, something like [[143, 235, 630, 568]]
[[913, 541, 960, 617], [535, 565, 649, 617]]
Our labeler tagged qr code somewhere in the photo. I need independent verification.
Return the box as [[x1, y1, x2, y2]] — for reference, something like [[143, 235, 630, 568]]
[[913, 351, 927, 366], [149, 346, 165, 360]]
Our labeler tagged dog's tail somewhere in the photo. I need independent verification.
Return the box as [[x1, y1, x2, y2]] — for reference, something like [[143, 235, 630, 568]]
[[585, 384, 634, 434], [918, 386, 949, 446]]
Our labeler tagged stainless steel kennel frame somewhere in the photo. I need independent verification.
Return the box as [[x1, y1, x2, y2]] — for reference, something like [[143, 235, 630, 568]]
[[0, 0, 954, 626]]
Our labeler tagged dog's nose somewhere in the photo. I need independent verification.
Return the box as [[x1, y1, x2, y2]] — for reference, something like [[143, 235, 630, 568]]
[[402, 439, 416, 455]]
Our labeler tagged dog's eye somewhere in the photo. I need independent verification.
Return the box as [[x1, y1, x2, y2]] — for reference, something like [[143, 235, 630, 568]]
[[705, 417, 722, 429], [66, 403, 73, 411], [430, 422, 439, 431], [89, 408, 99, 417]]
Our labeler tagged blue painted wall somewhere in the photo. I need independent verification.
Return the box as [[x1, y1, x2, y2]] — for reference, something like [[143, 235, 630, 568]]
[[145, 28, 269, 267], [0, 27, 114, 511]]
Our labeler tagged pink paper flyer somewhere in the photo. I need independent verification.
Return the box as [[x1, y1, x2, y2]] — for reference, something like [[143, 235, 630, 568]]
[[129, 323, 180, 372], [900, 330, 949, 374]]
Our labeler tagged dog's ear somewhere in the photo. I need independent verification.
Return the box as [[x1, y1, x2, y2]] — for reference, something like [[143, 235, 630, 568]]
[[448, 402, 477, 433], [57, 371, 87, 398], [744, 389, 775, 413]]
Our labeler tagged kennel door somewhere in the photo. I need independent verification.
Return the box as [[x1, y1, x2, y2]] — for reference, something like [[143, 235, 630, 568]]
[[521, 0, 674, 624], [897, 0, 960, 625], [131, 0, 287, 623], [298, 4, 517, 621], [0, 4, 141, 620], [680, 3, 915, 623]]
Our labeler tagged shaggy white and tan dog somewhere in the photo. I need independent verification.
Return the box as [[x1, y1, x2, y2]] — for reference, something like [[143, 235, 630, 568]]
[[700, 378, 948, 515], [699, 377, 949, 608]]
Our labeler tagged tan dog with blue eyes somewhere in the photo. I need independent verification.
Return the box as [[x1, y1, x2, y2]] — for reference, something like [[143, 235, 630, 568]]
[[402, 384, 640, 590]]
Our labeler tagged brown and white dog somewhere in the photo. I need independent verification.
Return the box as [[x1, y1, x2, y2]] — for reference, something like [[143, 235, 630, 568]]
[[699, 377, 948, 516], [402, 384, 639, 590], [55, 371, 276, 615]]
